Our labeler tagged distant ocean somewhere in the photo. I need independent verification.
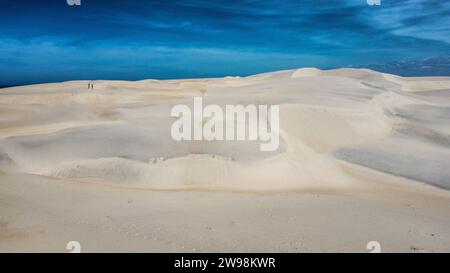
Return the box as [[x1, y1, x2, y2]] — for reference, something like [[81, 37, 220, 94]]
[[0, 85, 16, 89]]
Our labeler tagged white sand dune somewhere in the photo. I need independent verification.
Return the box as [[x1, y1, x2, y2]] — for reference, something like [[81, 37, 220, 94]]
[[1, 68, 450, 252]]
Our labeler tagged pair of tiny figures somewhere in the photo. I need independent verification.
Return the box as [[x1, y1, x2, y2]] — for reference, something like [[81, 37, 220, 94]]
[[88, 82, 94, 89]]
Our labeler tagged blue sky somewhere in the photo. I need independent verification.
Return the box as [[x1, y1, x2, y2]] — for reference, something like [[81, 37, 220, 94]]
[[1, 0, 449, 85]]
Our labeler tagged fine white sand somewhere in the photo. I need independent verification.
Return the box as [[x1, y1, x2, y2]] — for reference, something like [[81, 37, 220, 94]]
[[1, 68, 450, 252]]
